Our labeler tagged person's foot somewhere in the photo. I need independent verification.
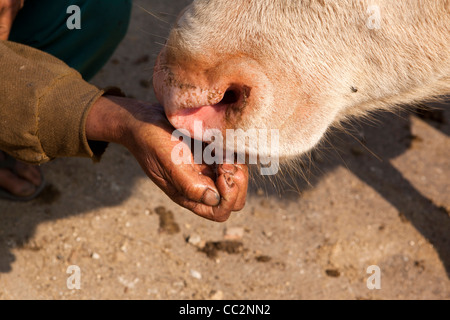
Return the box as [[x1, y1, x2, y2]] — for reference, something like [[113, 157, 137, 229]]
[[0, 151, 44, 199]]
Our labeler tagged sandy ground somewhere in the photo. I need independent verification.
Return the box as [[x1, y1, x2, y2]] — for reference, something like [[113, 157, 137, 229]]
[[0, 0, 448, 300]]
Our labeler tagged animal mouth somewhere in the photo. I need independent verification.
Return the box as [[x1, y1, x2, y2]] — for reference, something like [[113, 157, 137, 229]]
[[169, 86, 247, 141], [177, 87, 241, 117]]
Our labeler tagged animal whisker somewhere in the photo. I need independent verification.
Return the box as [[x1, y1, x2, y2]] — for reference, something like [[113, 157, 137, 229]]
[[134, 3, 170, 24]]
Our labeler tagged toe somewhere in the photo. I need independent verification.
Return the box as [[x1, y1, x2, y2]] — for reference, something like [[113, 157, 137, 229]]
[[14, 161, 43, 187], [0, 169, 37, 197]]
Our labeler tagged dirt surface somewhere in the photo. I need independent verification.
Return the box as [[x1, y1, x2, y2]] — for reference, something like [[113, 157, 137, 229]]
[[0, 1, 449, 300]]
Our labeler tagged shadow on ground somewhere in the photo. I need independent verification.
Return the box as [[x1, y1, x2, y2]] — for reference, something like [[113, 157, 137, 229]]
[[251, 103, 450, 278], [1, 103, 448, 277]]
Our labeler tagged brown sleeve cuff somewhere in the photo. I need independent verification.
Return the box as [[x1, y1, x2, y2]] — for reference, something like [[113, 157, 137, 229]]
[[0, 41, 129, 164], [37, 78, 106, 162], [0, 41, 110, 164]]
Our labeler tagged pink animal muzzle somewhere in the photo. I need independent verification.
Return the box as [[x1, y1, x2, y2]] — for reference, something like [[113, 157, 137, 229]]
[[153, 50, 267, 143]]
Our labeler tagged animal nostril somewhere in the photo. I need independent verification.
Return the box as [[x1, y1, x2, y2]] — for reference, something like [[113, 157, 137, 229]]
[[218, 88, 240, 105]]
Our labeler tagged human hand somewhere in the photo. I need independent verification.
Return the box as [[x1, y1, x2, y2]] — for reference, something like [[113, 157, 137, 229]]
[[86, 96, 249, 222], [0, 0, 24, 40]]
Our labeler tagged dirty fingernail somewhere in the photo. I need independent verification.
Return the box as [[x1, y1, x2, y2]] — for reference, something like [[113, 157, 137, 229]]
[[221, 164, 237, 174], [224, 173, 235, 188], [202, 188, 220, 207]]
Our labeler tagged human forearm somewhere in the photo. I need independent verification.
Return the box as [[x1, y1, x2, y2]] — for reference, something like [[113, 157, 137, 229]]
[[85, 95, 134, 145]]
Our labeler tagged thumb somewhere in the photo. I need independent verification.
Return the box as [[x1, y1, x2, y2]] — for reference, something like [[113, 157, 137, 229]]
[[168, 163, 221, 207]]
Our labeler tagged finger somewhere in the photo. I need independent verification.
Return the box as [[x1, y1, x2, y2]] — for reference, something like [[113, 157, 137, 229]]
[[171, 173, 238, 223], [211, 172, 239, 222], [163, 167, 237, 222], [161, 163, 246, 221], [171, 163, 221, 207], [218, 164, 248, 211], [169, 194, 220, 222], [148, 157, 221, 208], [228, 164, 249, 211], [233, 164, 249, 211]]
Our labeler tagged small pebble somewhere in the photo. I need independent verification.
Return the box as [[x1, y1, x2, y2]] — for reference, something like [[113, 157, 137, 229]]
[[224, 227, 245, 241], [263, 230, 273, 238], [92, 253, 100, 260], [210, 290, 224, 300], [187, 234, 206, 249], [190, 269, 202, 280]]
